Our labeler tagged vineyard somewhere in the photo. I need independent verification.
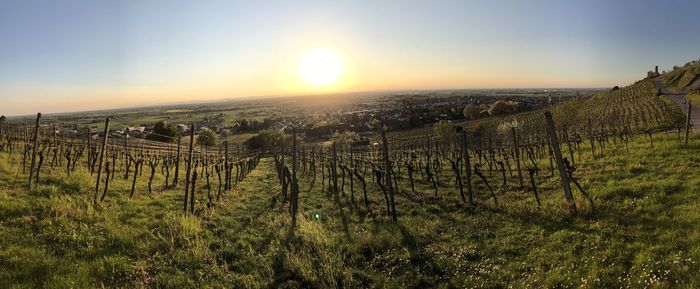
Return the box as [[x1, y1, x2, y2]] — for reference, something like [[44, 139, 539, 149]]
[[1, 76, 699, 288]]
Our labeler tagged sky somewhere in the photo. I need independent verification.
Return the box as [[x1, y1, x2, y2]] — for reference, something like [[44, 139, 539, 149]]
[[1, 0, 700, 116]]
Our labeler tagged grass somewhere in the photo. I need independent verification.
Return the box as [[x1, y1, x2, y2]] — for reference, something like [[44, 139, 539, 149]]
[[1, 132, 700, 288], [221, 132, 257, 146], [660, 63, 700, 93], [685, 93, 700, 106]]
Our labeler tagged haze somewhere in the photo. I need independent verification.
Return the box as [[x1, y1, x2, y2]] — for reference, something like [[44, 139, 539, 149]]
[[1, 0, 699, 115]]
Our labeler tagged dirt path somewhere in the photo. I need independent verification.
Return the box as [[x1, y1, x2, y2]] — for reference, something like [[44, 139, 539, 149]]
[[653, 79, 699, 131]]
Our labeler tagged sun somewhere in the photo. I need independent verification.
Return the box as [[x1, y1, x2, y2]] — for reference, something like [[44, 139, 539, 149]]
[[298, 47, 343, 88]]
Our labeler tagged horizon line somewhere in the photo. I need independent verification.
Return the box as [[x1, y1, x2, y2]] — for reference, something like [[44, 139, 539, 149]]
[[3, 85, 614, 118]]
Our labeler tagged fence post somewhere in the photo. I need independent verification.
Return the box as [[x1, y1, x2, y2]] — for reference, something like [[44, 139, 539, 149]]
[[94, 117, 110, 204], [184, 124, 195, 213], [685, 100, 692, 146], [544, 112, 576, 214], [380, 126, 397, 222], [28, 113, 41, 189], [511, 127, 523, 189], [460, 131, 474, 206]]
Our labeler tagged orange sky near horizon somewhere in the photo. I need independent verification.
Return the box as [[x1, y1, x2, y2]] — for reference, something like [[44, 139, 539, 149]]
[[2, 1, 699, 115]]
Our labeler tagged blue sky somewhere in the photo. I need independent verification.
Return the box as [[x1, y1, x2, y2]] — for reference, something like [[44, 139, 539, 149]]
[[1, 0, 699, 115]]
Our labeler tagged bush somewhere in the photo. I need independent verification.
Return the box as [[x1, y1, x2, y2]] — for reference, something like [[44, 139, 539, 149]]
[[433, 120, 455, 143], [196, 128, 218, 147], [147, 121, 177, 143], [331, 131, 360, 149], [488, 100, 521, 116], [462, 104, 484, 120], [245, 128, 290, 152]]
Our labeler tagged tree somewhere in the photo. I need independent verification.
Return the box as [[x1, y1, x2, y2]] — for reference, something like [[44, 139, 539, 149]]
[[245, 128, 290, 151], [488, 100, 521, 116], [331, 131, 361, 149], [434, 120, 455, 143], [147, 121, 177, 143], [463, 104, 483, 120], [197, 128, 218, 147], [238, 119, 250, 131]]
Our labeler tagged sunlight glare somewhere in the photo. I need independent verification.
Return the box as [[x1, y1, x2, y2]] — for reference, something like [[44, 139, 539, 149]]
[[298, 47, 343, 88]]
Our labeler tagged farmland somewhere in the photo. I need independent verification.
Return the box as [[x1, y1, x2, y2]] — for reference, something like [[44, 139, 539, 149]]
[[1, 61, 699, 288], [0, 132, 699, 288], [5, 0, 700, 287]]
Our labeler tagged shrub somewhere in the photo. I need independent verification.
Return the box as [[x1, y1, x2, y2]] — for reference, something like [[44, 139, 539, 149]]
[[433, 120, 455, 143], [488, 100, 521, 116], [330, 131, 360, 149], [245, 128, 290, 152], [462, 104, 483, 120], [196, 128, 218, 147], [147, 121, 177, 143]]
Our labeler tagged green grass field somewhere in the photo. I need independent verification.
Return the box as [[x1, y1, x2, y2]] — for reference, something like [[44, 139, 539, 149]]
[[1, 131, 700, 288]]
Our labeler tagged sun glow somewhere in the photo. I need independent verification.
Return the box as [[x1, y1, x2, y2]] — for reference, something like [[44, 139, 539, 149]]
[[298, 47, 343, 89]]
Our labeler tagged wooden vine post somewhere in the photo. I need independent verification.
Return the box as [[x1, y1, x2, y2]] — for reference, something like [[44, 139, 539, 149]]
[[563, 125, 575, 167], [87, 128, 94, 173], [51, 123, 56, 146], [587, 117, 595, 156], [511, 127, 523, 189], [544, 112, 576, 214], [0, 116, 5, 137], [331, 141, 338, 193], [123, 127, 129, 159], [290, 128, 299, 228], [93, 117, 110, 204], [224, 141, 230, 191], [380, 126, 397, 222], [183, 124, 195, 213], [28, 112, 41, 189], [173, 132, 181, 187], [460, 131, 474, 206], [685, 100, 692, 146]]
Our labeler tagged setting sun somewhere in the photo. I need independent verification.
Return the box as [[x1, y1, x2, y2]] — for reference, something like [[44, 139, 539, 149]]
[[298, 47, 343, 88]]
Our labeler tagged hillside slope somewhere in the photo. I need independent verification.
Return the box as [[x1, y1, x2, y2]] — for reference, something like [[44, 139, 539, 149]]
[[0, 61, 698, 289], [659, 61, 700, 93], [461, 78, 684, 140]]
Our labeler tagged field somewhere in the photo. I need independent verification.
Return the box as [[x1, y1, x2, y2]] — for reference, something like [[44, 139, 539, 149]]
[[0, 65, 699, 288], [1, 122, 700, 288], [6, 1, 700, 288]]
